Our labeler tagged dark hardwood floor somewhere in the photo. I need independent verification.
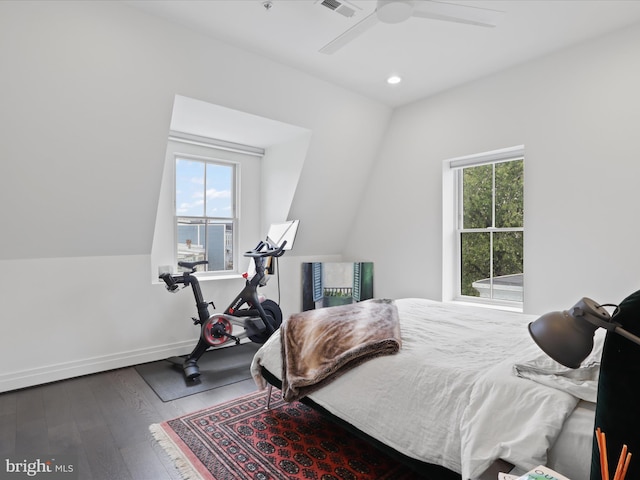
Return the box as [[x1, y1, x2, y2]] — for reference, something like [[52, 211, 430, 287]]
[[0, 364, 259, 479]]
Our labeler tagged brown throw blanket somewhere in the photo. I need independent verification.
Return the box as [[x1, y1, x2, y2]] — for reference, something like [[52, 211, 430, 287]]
[[280, 299, 402, 402]]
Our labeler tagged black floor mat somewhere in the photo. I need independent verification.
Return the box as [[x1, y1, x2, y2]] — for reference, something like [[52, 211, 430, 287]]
[[135, 342, 261, 402]]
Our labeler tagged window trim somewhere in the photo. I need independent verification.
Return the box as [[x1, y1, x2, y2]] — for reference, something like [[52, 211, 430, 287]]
[[168, 130, 264, 157], [448, 145, 524, 169], [443, 145, 524, 309]]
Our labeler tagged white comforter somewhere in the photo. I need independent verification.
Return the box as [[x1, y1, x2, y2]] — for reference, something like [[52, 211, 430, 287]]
[[250, 298, 582, 479]]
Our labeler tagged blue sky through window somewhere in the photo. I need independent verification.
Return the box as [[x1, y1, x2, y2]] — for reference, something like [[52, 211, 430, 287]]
[[206, 163, 232, 218], [176, 158, 232, 218]]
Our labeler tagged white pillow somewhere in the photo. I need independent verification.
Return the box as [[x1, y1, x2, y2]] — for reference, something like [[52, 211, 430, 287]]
[[513, 329, 605, 402]]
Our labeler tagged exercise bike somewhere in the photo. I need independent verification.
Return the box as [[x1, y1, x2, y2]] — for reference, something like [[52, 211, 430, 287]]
[[159, 240, 286, 380]]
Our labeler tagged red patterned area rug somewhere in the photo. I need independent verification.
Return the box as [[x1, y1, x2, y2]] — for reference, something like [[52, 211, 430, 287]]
[[150, 389, 416, 479]]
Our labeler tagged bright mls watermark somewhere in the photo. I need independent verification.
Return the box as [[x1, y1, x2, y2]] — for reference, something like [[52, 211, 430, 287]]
[[3, 455, 77, 479]]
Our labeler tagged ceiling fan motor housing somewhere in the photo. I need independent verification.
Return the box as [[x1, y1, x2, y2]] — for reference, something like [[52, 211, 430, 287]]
[[377, 0, 414, 23]]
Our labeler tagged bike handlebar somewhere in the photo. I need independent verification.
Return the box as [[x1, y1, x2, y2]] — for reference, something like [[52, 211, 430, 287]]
[[244, 240, 287, 259], [159, 272, 180, 292], [159, 259, 209, 291]]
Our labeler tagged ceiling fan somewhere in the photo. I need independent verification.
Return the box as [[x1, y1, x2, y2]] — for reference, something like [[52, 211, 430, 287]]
[[320, 0, 504, 54]]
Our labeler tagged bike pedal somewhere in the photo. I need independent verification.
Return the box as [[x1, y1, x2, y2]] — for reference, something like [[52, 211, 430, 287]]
[[224, 333, 241, 345], [191, 317, 201, 325]]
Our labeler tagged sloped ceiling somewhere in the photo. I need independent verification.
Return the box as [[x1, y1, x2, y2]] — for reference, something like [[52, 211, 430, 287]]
[[125, 0, 640, 107]]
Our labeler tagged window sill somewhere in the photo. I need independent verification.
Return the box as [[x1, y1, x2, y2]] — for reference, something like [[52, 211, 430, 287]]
[[449, 298, 523, 313], [153, 272, 244, 286], [196, 273, 245, 282]]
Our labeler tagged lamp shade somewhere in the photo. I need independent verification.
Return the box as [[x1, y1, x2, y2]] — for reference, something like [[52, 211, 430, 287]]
[[528, 298, 610, 369]]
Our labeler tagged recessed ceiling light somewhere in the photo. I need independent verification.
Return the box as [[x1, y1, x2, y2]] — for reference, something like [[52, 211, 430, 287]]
[[387, 75, 402, 85]]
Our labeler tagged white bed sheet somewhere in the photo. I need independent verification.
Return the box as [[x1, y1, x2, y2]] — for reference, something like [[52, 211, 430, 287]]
[[250, 298, 593, 479], [547, 401, 595, 479]]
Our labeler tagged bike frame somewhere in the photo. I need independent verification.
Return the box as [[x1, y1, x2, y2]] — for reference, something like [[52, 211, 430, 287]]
[[160, 240, 284, 379], [225, 258, 276, 336]]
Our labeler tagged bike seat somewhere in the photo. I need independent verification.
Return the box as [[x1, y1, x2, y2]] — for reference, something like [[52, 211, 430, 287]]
[[178, 260, 209, 271]]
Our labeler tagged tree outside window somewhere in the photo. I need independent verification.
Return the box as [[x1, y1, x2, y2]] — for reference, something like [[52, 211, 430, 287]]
[[458, 158, 524, 303]]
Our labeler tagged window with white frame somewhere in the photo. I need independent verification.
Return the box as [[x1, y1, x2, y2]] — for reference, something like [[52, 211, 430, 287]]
[[451, 147, 524, 305], [175, 157, 237, 272]]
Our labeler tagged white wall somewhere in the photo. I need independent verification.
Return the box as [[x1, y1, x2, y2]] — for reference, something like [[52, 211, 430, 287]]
[[345, 21, 640, 315], [0, 1, 390, 392]]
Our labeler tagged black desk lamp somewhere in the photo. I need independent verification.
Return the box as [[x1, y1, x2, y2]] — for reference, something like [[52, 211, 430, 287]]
[[528, 293, 640, 480], [528, 297, 640, 368]]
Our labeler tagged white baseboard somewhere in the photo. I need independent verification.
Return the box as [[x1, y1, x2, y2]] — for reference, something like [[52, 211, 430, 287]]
[[0, 340, 197, 393]]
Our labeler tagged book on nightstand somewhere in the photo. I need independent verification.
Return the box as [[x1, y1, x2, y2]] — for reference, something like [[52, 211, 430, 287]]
[[499, 465, 571, 480]]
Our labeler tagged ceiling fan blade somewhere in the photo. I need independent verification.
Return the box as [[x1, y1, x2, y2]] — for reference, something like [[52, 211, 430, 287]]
[[412, 0, 504, 28], [319, 11, 380, 54]]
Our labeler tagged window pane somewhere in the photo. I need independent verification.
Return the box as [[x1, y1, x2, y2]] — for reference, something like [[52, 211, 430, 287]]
[[462, 164, 492, 229], [177, 217, 206, 265], [460, 232, 490, 297], [176, 159, 205, 217], [495, 160, 523, 228], [493, 231, 524, 302], [206, 221, 233, 271], [206, 163, 233, 218]]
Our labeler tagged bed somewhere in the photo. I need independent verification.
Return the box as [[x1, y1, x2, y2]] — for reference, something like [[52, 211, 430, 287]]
[[250, 298, 602, 480]]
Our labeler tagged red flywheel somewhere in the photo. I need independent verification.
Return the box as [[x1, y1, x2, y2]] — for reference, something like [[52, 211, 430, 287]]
[[202, 314, 233, 346]]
